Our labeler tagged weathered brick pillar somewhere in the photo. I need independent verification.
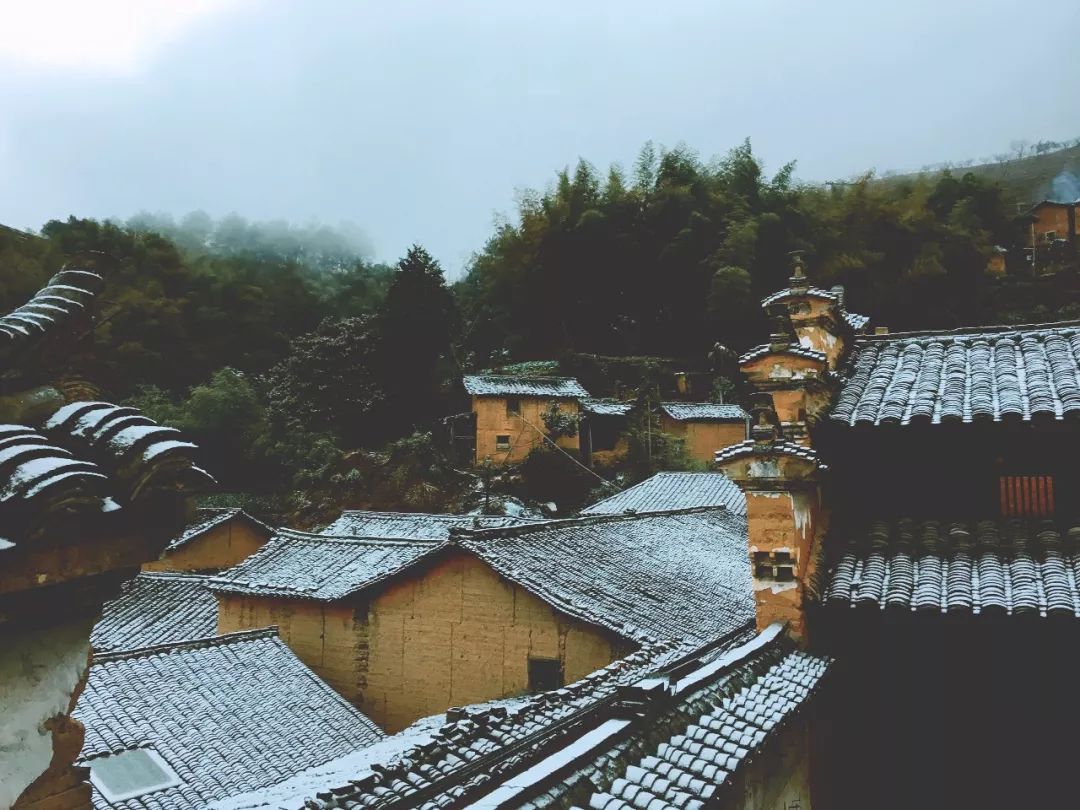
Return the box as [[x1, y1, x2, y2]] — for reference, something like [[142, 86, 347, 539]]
[[715, 399, 827, 644]]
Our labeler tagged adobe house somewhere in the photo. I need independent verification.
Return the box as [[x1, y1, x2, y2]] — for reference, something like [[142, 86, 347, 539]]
[[657, 401, 748, 463], [142, 507, 272, 574], [714, 257, 1080, 808], [462, 374, 588, 465], [210, 509, 752, 732], [0, 265, 215, 810]]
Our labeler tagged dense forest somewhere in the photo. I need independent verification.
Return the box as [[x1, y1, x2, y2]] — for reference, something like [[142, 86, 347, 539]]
[[3, 140, 1079, 522]]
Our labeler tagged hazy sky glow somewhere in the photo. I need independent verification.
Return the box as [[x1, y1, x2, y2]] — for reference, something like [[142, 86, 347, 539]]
[[1, 0, 1078, 276]]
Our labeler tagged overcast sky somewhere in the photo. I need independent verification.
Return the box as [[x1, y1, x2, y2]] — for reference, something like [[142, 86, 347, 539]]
[[1, 1, 1078, 277]]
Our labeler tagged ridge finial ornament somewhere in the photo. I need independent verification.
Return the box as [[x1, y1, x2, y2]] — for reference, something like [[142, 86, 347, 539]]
[[788, 250, 809, 289]]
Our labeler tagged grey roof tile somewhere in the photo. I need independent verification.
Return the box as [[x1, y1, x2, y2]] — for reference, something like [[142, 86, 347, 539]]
[[318, 510, 539, 539], [580, 398, 634, 417], [0, 265, 102, 351], [823, 517, 1080, 617], [91, 572, 217, 653], [74, 629, 385, 810], [167, 507, 272, 551], [659, 402, 748, 422], [463, 375, 589, 398], [581, 473, 746, 516], [737, 344, 827, 365], [831, 322, 1080, 426], [713, 440, 824, 468]]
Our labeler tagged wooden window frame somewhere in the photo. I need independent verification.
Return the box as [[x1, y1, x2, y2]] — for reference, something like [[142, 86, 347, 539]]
[[999, 474, 1054, 518]]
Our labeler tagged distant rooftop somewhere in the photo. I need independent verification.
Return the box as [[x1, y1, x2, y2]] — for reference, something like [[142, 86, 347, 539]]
[[318, 509, 538, 539], [167, 507, 271, 551], [659, 402, 748, 422], [581, 471, 746, 516], [462, 374, 589, 398]]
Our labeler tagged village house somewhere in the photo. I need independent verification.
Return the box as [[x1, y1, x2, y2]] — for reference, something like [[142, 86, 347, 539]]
[[578, 397, 632, 466], [657, 401, 749, 463], [0, 266, 214, 810], [463, 374, 588, 465], [141, 507, 272, 574], [209, 509, 753, 732], [581, 470, 746, 515], [90, 572, 218, 654], [73, 629, 384, 809]]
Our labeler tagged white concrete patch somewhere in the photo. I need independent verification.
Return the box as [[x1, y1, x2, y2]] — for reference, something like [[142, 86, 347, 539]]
[[749, 459, 781, 478]]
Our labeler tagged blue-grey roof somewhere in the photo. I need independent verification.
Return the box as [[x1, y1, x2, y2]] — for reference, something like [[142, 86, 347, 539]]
[[91, 572, 217, 653], [831, 322, 1080, 426], [580, 397, 634, 417], [75, 629, 385, 810], [581, 472, 746, 516], [318, 509, 538, 539], [659, 402, 748, 422], [462, 374, 589, 398]]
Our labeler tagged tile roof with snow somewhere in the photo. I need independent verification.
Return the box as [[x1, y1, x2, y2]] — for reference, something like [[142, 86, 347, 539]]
[[581, 472, 746, 516], [167, 506, 272, 551], [528, 624, 831, 810], [0, 402, 214, 552], [74, 628, 385, 810], [455, 509, 754, 647], [209, 529, 442, 601], [714, 439, 824, 468], [91, 572, 217, 653], [830, 322, 1080, 426], [659, 402, 749, 422], [0, 264, 102, 352], [219, 624, 830, 810], [580, 398, 634, 417], [462, 374, 589, 398], [318, 509, 538, 539], [823, 517, 1080, 617], [211, 637, 711, 810], [738, 343, 828, 365], [213, 510, 754, 648]]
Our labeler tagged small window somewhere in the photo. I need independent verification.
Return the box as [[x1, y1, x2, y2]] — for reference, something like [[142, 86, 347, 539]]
[[506, 397, 521, 416], [1045, 230, 1057, 243], [528, 657, 563, 692], [1000, 475, 1054, 517], [89, 748, 181, 803], [495, 434, 511, 451]]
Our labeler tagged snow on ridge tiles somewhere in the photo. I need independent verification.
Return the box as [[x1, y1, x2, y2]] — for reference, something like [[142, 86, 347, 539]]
[[738, 343, 827, 365], [318, 509, 540, 540], [581, 472, 746, 516], [659, 402, 749, 422], [823, 517, 1080, 617], [0, 263, 103, 349], [75, 628, 385, 810], [91, 572, 218, 653], [714, 439, 823, 467], [831, 323, 1080, 426], [462, 374, 589, 398]]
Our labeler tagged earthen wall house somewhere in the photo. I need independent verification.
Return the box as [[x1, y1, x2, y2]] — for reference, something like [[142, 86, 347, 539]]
[[463, 375, 589, 465], [1030, 200, 1078, 245], [217, 550, 629, 732], [657, 402, 748, 463], [142, 509, 271, 574], [211, 510, 752, 732]]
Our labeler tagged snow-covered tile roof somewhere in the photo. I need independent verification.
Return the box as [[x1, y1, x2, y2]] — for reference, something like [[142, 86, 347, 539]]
[[456, 509, 754, 647], [0, 265, 102, 351], [74, 628, 385, 810], [659, 402, 748, 422], [714, 439, 824, 468], [0, 403, 214, 552], [580, 397, 634, 417], [738, 343, 828, 365], [91, 572, 217, 653], [317, 509, 539, 539], [831, 322, 1080, 426], [581, 472, 746, 516], [209, 529, 444, 601], [167, 507, 272, 551], [823, 517, 1080, 617], [462, 374, 589, 398], [212, 639, 695, 810]]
